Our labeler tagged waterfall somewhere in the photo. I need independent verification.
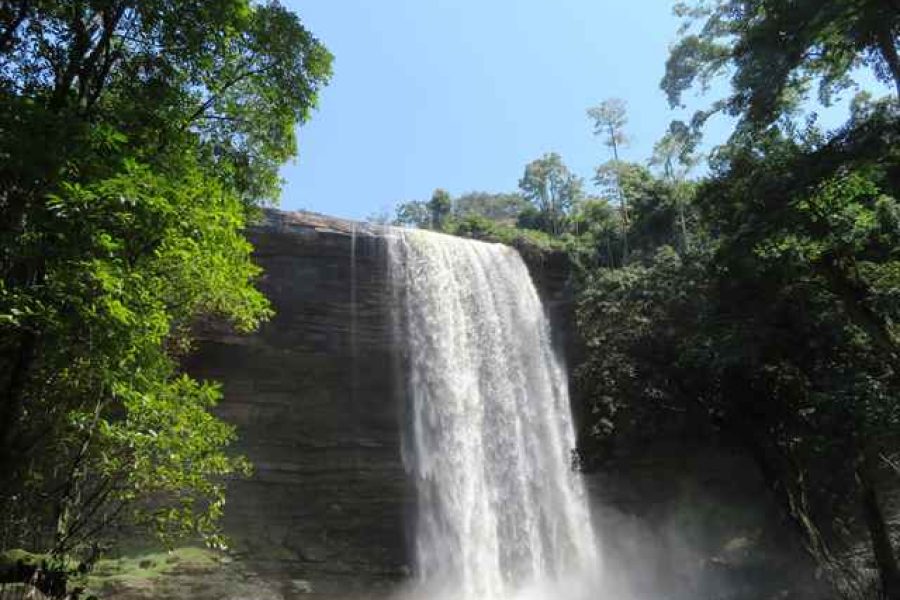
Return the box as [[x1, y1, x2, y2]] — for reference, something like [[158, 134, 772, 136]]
[[388, 229, 600, 600]]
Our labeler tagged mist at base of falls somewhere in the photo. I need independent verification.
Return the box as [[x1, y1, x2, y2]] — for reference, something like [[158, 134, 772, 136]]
[[387, 229, 601, 600]]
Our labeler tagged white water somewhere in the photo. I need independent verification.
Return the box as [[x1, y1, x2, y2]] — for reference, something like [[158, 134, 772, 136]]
[[388, 229, 601, 600]]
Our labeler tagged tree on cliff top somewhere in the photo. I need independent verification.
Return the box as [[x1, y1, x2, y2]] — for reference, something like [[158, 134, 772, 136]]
[[0, 0, 332, 571], [588, 99, 633, 258], [428, 189, 453, 230], [518, 153, 584, 237]]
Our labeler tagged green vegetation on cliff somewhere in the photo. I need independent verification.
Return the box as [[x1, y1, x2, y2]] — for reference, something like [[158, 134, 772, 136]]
[[576, 3, 900, 597]]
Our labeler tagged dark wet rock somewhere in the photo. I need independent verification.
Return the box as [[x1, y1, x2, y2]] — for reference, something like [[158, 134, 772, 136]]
[[183, 210, 408, 600]]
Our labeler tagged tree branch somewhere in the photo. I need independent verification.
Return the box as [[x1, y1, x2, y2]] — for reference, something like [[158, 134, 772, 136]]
[[875, 23, 900, 98], [50, 2, 91, 111], [0, 0, 29, 55], [78, 3, 128, 113], [183, 63, 277, 127]]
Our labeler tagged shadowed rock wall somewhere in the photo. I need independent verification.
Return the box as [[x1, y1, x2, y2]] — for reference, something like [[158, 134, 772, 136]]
[[184, 210, 408, 599]]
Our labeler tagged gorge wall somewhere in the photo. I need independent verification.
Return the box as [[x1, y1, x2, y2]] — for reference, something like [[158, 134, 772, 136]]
[[184, 209, 823, 600], [184, 211, 407, 599]]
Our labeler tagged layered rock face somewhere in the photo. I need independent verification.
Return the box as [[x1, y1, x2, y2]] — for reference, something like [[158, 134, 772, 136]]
[[185, 209, 821, 600], [184, 211, 408, 599]]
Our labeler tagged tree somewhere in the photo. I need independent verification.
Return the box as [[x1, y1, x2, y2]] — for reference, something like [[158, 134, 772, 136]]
[[568, 197, 623, 269], [650, 121, 701, 183], [588, 99, 632, 255], [427, 189, 452, 230], [622, 164, 695, 255], [662, 0, 900, 134], [650, 121, 701, 251], [394, 200, 431, 229], [0, 0, 332, 575], [518, 153, 584, 236], [393, 190, 454, 231], [587, 99, 629, 162]]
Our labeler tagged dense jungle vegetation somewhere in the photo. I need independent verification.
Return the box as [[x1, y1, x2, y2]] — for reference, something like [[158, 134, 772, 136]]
[[1, 0, 899, 599], [396, 2, 900, 598], [0, 0, 331, 596]]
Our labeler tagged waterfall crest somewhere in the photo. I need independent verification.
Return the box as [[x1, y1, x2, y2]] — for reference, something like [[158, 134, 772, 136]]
[[388, 229, 600, 600]]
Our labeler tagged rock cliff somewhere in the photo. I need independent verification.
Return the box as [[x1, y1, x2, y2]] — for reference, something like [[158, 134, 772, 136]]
[[184, 210, 407, 599]]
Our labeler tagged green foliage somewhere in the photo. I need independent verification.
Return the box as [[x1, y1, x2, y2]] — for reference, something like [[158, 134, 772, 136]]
[[587, 99, 629, 155], [576, 244, 713, 458], [84, 546, 220, 594], [619, 164, 697, 254], [650, 120, 701, 181], [575, 102, 900, 594], [454, 192, 530, 223], [0, 0, 331, 566], [566, 166, 694, 271], [518, 152, 584, 236], [444, 214, 565, 260], [573, 8, 900, 591], [663, 0, 900, 134], [587, 98, 635, 259], [395, 190, 533, 231], [427, 189, 453, 231], [393, 200, 432, 229], [0, 549, 46, 575]]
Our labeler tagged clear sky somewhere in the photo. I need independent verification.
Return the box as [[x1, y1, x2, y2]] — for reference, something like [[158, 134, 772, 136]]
[[277, 1, 877, 221]]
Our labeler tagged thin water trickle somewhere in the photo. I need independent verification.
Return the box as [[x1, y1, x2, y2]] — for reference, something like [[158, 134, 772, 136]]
[[388, 228, 601, 600], [350, 222, 362, 473], [350, 221, 359, 382]]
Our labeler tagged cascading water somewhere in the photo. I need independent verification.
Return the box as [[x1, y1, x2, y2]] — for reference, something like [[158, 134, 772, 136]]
[[388, 228, 601, 600]]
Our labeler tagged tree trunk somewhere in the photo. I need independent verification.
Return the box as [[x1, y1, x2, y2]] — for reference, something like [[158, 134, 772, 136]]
[[875, 23, 900, 99], [818, 260, 900, 372], [0, 0, 29, 54], [49, 2, 90, 111], [746, 440, 834, 566], [857, 452, 900, 600], [608, 125, 630, 260], [677, 195, 690, 253], [0, 331, 36, 489]]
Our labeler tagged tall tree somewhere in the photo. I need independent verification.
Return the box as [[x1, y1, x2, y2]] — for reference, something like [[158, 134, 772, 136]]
[[650, 121, 701, 252], [587, 98, 629, 162], [427, 188, 452, 230], [588, 99, 631, 255]]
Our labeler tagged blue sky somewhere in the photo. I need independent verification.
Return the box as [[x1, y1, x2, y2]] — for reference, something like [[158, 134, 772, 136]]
[[278, 1, 879, 221]]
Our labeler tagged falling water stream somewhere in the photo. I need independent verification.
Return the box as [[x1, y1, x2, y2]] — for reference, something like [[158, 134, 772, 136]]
[[388, 228, 600, 600]]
